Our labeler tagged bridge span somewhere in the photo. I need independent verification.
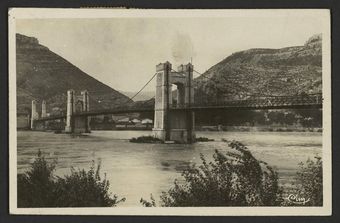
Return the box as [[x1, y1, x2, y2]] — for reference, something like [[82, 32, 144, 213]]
[[35, 94, 322, 120], [30, 61, 323, 143]]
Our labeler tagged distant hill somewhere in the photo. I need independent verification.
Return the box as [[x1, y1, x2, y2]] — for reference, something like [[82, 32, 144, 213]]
[[121, 91, 155, 102], [194, 34, 322, 101], [16, 34, 132, 113]]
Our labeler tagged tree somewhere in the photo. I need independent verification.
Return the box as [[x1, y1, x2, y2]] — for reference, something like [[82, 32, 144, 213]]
[[146, 140, 282, 207]]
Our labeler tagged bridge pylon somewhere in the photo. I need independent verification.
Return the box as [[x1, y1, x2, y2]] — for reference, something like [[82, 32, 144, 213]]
[[30, 100, 48, 130], [81, 90, 91, 133], [152, 61, 195, 143], [65, 89, 75, 133], [65, 89, 91, 133], [41, 100, 47, 118], [30, 100, 39, 130]]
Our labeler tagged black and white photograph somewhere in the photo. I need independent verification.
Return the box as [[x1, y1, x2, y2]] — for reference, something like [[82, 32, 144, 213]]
[[8, 8, 331, 215]]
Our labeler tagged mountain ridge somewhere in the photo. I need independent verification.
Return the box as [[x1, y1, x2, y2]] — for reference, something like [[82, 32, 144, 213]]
[[194, 34, 322, 101], [16, 33, 132, 113]]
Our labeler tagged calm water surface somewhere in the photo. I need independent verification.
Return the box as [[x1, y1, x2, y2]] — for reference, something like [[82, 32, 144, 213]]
[[17, 130, 322, 206]]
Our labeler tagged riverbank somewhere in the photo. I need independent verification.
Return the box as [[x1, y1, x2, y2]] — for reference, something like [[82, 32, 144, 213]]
[[20, 125, 322, 133], [197, 125, 322, 132]]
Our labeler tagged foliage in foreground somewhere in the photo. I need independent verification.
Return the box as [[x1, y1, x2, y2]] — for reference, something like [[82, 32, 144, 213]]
[[294, 156, 323, 206], [18, 150, 125, 207], [18, 144, 323, 208], [17, 150, 56, 207], [142, 140, 283, 207]]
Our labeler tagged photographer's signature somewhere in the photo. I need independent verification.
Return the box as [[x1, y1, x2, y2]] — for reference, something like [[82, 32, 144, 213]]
[[286, 194, 310, 205]]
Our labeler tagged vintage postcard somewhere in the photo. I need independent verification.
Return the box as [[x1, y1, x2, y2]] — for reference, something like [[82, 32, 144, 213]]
[[8, 8, 331, 215]]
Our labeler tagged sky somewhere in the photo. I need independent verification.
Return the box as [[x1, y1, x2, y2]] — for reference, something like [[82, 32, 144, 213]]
[[16, 15, 324, 92]]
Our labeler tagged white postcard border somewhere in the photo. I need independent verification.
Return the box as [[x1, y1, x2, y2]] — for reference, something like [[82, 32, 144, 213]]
[[8, 8, 332, 216]]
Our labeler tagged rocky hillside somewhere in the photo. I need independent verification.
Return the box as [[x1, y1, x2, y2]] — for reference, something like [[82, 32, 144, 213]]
[[194, 34, 322, 101], [16, 34, 132, 113]]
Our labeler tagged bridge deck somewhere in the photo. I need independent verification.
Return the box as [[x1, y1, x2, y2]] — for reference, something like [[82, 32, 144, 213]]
[[35, 93, 322, 121], [36, 102, 322, 122]]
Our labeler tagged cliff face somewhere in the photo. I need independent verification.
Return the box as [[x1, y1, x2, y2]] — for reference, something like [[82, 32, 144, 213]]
[[194, 34, 322, 100], [16, 34, 132, 113]]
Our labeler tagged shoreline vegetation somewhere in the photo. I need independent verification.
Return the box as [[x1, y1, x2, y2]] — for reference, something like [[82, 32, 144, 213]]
[[18, 125, 323, 134], [195, 137, 215, 142], [129, 136, 215, 144], [129, 135, 163, 143], [17, 140, 322, 207]]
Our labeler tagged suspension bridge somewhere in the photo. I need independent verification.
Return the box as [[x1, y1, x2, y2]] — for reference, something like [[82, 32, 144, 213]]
[[30, 61, 322, 143]]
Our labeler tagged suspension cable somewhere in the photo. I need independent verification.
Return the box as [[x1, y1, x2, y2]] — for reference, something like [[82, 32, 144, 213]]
[[114, 72, 158, 109], [127, 72, 157, 102]]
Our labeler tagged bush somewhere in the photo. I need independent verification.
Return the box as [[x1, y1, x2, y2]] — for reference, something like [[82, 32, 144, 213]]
[[17, 150, 124, 207], [140, 194, 156, 207], [294, 156, 323, 206], [53, 161, 125, 207], [144, 140, 282, 207], [17, 150, 56, 207]]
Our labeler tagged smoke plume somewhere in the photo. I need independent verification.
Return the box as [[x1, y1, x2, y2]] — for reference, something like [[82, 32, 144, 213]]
[[171, 33, 195, 64]]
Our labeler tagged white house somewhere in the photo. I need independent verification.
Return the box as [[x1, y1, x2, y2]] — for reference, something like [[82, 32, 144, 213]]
[[141, 118, 153, 124]]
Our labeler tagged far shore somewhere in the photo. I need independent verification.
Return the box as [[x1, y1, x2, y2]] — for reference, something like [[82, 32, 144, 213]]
[[17, 125, 322, 133], [196, 125, 322, 133]]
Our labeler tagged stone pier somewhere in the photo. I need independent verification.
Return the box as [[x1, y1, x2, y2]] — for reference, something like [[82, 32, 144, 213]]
[[152, 61, 195, 143], [81, 90, 91, 133], [65, 89, 91, 133], [41, 100, 47, 118], [65, 89, 75, 133], [30, 100, 39, 130]]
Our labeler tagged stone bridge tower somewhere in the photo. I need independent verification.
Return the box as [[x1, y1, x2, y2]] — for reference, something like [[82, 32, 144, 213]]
[[65, 90, 90, 133], [30, 100, 48, 130], [41, 100, 47, 118], [30, 100, 39, 129], [153, 62, 195, 143]]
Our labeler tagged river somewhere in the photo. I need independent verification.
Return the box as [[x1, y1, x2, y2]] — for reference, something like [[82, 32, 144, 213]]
[[17, 130, 322, 206]]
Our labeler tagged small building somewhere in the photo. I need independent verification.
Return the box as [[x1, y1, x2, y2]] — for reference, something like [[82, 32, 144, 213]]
[[131, 118, 141, 124], [115, 118, 131, 129], [141, 118, 153, 124], [142, 118, 153, 128], [112, 115, 129, 123], [116, 117, 130, 123]]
